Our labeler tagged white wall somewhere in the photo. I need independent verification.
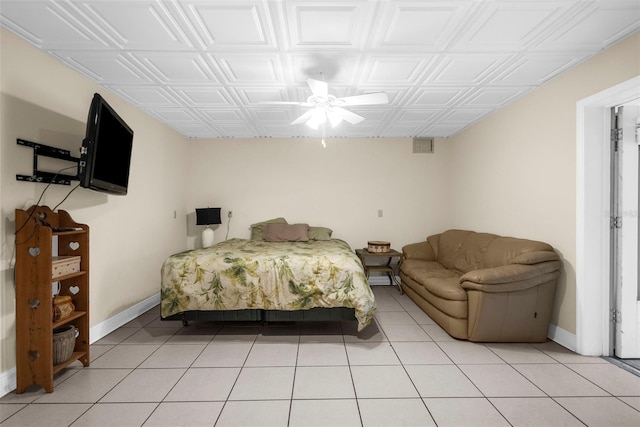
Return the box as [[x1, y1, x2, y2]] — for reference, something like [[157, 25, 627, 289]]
[[447, 32, 640, 336], [186, 137, 453, 251], [0, 29, 189, 378]]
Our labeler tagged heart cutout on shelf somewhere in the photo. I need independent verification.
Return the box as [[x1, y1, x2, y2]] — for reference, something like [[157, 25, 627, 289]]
[[28, 247, 40, 257], [69, 242, 80, 251], [69, 286, 80, 295]]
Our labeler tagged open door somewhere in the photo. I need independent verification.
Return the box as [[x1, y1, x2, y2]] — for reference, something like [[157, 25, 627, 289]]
[[610, 101, 640, 358]]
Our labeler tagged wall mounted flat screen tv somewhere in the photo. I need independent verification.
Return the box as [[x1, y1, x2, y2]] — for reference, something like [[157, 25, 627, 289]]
[[78, 93, 134, 195]]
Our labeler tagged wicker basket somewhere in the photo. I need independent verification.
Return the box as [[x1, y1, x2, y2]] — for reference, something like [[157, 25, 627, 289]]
[[52, 325, 78, 365], [368, 241, 390, 253]]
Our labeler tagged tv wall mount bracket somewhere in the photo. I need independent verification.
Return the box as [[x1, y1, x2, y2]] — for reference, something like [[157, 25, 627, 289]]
[[16, 138, 82, 186]]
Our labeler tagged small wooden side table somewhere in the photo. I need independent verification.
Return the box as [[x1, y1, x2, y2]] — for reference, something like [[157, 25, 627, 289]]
[[356, 248, 403, 294]]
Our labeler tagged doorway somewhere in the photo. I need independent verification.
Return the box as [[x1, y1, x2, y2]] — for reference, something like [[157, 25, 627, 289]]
[[576, 75, 640, 357], [609, 101, 639, 359]]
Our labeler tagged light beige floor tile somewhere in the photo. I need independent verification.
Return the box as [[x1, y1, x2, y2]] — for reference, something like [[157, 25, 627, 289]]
[[405, 365, 482, 397], [229, 367, 295, 400], [244, 342, 298, 366], [0, 404, 26, 423], [0, 403, 91, 427], [214, 327, 261, 340], [122, 312, 156, 328], [420, 324, 456, 342], [567, 363, 640, 396], [358, 398, 436, 426], [343, 320, 388, 342], [533, 341, 609, 364], [486, 343, 558, 364], [438, 341, 505, 364], [619, 396, 640, 411], [0, 388, 46, 405], [289, 399, 361, 427], [139, 343, 205, 368], [100, 368, 185, 402], [555, 397, 640, 426], [490, 397, 584, 426], [34, 369, 131, 403], [257, 327, 301, 341], [89, 344, 114, 362], [298, 321, 343, 338], [216, 400, 290, 427], [192, 340, 253, 367], [351, 366, 419, 398], [71, 402, 157, 427], [381, 324, 432, 341], [297, 342, 348, 366], [293, 366, 355, 399], [375, 311, 418, 326], [391, 341, 452, 365], [513, 364, 610, 396], [459, 364, 546, 397], [89, 343, 160, 369], [164, 367, 240, 401], [374, 296, 405, 311], [407, 309, 437, 325], [345, 342, 400, 365], [122, 327, 181, 344], [165, 323, 219, 344], [143, 401, 224, 426], [424, 397, 511, 427], [93, 327, 138, 345], [298, 333, 344, 343]]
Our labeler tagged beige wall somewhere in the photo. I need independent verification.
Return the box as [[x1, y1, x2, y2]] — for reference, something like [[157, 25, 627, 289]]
[[186, 137, 453, 251], [447, 32, 640, 334], [0, 29, 188, 374]]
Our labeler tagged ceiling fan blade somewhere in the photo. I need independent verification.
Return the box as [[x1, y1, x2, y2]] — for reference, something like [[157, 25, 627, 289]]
[[291, 109, 316, 125], [337, 92, 389, 106], [332, 107, 365, 125], [307, 78, 328, 98]]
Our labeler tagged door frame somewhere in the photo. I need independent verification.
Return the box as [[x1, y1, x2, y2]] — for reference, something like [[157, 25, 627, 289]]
[[576, 75, 640, 356]]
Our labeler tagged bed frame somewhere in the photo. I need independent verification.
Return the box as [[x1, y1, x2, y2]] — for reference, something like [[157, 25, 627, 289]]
[[161, 307, 357, 326]]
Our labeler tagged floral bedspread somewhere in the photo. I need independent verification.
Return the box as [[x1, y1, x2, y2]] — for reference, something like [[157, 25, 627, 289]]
[[161, 238, 376, 330]]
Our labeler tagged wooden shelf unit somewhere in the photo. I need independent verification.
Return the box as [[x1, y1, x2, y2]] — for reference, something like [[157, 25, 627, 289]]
[[14, 205, 90, 393]]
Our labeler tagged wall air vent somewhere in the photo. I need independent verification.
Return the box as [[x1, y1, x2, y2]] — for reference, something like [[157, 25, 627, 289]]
[[413, 137, 434, 154]]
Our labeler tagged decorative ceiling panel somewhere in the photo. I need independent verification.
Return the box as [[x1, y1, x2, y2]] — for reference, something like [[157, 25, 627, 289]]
[[72, 0, 195, 50], [1, 0, 638, 139], [180, 1, 276, 49]]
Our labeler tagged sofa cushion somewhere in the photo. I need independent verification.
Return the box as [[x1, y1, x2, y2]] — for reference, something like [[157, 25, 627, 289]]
[[402, 261, 466, 302], [436, 230, 499, 273], [481, 237, 555, 269], [421, 276, 466, 301]]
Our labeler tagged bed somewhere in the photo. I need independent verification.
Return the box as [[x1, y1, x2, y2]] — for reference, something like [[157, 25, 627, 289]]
[[160, 222, 376, 331]]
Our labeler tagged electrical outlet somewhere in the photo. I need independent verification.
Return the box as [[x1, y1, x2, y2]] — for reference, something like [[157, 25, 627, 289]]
[[228, 210, 233, 218]]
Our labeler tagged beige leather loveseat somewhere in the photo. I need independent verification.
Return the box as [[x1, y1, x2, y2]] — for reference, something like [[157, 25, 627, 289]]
[[400, 229, 560, 342]]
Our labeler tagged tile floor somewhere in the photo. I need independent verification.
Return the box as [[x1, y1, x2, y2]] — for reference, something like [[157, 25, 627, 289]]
[[1, 286, 640, 426]]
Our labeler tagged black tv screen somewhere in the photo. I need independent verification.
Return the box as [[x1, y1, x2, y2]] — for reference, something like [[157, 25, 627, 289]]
[[79, 93, 134, 195]]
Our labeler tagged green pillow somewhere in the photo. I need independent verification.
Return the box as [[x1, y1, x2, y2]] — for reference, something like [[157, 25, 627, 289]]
[[308, 226, 333, 241], [250, 217, 287, 240]]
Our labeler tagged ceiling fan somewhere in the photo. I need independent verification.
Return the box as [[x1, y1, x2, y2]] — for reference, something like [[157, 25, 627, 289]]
[[261, 78, 389, 130]]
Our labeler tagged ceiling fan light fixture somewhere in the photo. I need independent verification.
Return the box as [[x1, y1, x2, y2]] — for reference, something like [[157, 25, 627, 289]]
[[326, 110, 344, 128], [306, 108, 327, 129]]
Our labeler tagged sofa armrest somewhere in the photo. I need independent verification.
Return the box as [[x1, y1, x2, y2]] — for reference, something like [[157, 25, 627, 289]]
[[402, 241, 435, 261], [460, 261, 560, 292]]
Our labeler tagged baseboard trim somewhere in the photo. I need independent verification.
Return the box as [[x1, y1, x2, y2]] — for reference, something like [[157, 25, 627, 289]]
[[0, 293, 160, 398], [548, 323, 577, 352], [89, 293, 160, 344], [0, 368, 16, 399]]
